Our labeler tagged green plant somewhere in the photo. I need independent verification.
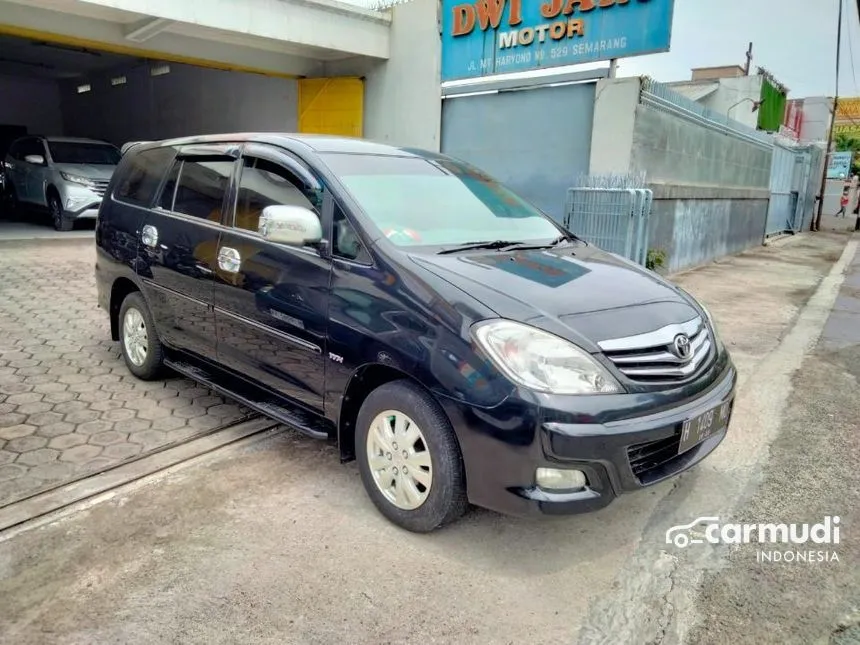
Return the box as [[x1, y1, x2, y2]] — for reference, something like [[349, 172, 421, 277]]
[[646, 248, 667, 271]]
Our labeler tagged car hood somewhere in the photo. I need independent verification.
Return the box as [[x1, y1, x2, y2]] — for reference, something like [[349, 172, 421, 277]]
[[53, 163, 116, 180], [409, 243, 702, 351]]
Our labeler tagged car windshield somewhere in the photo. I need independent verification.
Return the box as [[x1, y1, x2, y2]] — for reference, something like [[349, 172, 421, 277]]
[[320, 153, 562, 248], [48, 141, 121, 165]]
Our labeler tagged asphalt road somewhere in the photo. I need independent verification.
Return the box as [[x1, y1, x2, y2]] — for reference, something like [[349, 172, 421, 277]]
[[0, 232, 855, 645]]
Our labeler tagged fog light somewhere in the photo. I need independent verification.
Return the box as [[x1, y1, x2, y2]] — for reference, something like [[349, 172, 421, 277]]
[[536, 468, 587, 491]]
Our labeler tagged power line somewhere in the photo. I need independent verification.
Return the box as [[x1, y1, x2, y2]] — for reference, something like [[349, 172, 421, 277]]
[[847, 4, 859, 92]]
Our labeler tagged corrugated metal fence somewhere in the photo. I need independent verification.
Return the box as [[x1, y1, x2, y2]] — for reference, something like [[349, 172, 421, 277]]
[[564, 180, 653, 265]]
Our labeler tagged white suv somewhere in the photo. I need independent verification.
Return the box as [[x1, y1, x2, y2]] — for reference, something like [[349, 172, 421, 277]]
[[3, 136, 121, 231]]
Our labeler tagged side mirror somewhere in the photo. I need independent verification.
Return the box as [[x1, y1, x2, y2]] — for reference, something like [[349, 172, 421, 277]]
[[259, 205, 322, 247], [24, 155, 45, 166]]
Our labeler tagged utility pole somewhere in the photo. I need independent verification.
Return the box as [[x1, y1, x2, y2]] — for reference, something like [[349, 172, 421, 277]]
[[814, 0, 844, 232], [743, 42, 753, 75]]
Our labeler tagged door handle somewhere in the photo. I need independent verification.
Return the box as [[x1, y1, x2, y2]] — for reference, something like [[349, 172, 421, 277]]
[[218, 246, 241, 273], [141, 224, 159, 248]]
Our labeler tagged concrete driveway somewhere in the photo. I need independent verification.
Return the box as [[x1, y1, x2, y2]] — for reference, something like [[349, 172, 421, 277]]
[[0, 232, 854, 644]]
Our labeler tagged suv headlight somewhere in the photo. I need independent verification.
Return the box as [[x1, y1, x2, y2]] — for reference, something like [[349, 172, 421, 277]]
[[698, 301, 724, 352], [60, 172, 96, 188], [471, 320, 622, 395]]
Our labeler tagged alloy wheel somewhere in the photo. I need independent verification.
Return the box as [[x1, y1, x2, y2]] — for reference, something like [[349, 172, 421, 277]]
[[122, 307, 148, 367], [365, 410, 433, 510]]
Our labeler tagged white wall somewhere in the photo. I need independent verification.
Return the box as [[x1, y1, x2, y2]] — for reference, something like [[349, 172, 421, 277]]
[[588, 77, 640, 174], [799, 97, 832, 144], [60, 63, 298, 146], [0, 74, 63, 135], [325, 0, 442, 151], [699, 76, 763, 129]]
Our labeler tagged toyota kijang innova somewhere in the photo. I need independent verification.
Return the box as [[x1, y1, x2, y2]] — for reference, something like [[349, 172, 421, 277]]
[[94, 134, 736, 533]]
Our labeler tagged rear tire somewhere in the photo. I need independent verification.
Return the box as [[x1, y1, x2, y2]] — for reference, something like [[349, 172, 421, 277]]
[[118, 291, 164, 380], [49, 193, 72, 231], [356, 380, 468, 532]]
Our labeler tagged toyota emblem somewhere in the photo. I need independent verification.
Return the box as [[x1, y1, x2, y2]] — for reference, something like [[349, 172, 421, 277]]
[[672, 334, 692, 360]]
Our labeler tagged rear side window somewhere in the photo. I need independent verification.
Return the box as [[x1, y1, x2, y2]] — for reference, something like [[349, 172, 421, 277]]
[[171, 158, 234, 221], [115, 147, 176, 206]]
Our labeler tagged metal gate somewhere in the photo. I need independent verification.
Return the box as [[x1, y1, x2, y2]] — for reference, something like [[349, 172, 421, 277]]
[[766, 142, 821, 236], [564, 187, 653, 265], [765, 143, 800, 237], [441, 81, 596, 223]]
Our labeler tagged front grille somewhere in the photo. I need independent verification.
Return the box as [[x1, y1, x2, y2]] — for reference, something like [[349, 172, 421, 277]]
[[599, 317, 713, 383], [627, 434, 681, 479], [90, 180, 110, 197]]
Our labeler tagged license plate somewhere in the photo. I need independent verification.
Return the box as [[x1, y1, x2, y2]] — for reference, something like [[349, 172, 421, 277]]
[[678, 400, 732, 455]]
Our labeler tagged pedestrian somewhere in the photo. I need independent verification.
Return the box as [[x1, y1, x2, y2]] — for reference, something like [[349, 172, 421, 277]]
[[836, 192, 849, 217]]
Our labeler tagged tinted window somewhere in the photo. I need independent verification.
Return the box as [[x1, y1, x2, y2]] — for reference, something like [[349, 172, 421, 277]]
[[234, 156, 319, 233], [48, 141, 120, 165], [172, 158, 234, 221], [115, 147, 176, 206], [333, 202, 371, 263], [158, 160, 182, 210], [18, 139, 45, 159], [320, 153, 561, 248]]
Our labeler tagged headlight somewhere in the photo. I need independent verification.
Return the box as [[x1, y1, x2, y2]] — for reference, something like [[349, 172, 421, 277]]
[[61, 172, 96, 188], [698, 301, 724, 352], [471, 320, 622, 395]]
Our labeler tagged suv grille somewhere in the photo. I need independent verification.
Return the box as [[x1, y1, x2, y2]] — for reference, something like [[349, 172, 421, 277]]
[[598, 317, 713, 383], [90, 180, 110, 197]]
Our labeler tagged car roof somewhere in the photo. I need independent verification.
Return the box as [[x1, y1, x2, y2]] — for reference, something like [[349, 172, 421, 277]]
[[43, 136, 115, 146], [145, 133, 439, 159]]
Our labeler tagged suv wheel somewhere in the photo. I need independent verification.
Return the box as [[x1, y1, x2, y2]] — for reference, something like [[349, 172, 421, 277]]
[[49, 194, 72, 231], [356, 380, 468, 532], [118, 292, 164, 380]]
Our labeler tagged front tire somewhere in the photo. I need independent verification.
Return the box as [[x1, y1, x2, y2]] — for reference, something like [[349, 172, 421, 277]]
[[356, 380, 468, 532], [49, 193, 73, 231], [118, 292, 164, 380]]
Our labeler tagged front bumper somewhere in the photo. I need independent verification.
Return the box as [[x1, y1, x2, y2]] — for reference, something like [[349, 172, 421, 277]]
[[62, 185, 102, 220], [439, 357, 737, 517]]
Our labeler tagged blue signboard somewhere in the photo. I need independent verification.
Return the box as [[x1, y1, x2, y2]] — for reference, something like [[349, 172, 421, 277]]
[[441, 0, 675, 82], [827, 151, 854, 179]]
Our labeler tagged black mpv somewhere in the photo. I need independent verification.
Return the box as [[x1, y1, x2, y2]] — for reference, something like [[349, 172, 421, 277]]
[[95, 134, 736, 532]]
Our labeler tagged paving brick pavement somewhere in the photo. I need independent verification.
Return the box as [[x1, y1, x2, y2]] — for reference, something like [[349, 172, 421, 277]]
[[0, 239, 252, 507]]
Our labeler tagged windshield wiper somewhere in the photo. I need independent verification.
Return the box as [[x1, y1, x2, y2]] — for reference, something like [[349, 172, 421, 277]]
[[499, 235, 580, 252], [436, 240, 524, 255]]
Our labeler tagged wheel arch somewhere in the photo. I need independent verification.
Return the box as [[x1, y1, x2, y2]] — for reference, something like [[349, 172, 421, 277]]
[[45, 183, 61, 207], [109, 277, 141, 341], [338, 363, 446, 463]]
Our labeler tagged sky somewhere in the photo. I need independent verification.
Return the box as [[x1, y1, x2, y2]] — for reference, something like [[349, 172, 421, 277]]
[[614, 0, 859, 99], [438, 0, 860, 100]]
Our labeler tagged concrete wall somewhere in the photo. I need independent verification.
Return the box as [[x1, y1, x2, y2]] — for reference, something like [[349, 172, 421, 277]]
[[648, 186, 769, 273], [60, 63, 297, 146], [0, 74, 63, 135], [630, 103, 772, 189], [588, 77, 774, 273], [631, 104, 772, 271], [325, 0, 441, 151]]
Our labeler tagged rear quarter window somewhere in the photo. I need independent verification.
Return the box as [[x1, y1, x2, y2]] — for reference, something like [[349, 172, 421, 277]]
[[114, 147, 176, 206]]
